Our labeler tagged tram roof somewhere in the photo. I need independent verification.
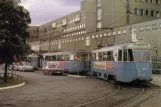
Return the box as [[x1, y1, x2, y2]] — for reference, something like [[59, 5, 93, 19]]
[[43, 50, 89, 56], [92, 43, 151, 52]]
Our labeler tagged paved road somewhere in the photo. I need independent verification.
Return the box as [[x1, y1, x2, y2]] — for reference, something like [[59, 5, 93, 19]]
[[0, 69, 117, 107], [152, 74, 161, 86], [1, 66, 161, 107]]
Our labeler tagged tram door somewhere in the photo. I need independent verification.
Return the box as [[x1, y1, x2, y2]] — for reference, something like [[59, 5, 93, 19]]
[[81, 53, 90, 72]]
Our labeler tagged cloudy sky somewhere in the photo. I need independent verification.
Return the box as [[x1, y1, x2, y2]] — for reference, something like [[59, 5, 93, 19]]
[[20, 0, 83, 25]]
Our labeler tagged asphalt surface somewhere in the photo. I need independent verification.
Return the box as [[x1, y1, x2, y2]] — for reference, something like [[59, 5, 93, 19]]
[[0, 65, 161, 107], [0, 69, 117, 107]]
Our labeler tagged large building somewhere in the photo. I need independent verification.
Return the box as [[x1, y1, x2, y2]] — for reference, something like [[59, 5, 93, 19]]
[[28, 0, 161, 56]]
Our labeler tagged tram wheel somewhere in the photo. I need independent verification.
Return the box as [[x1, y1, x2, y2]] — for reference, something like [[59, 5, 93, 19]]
[[113, 76, 118, 84]]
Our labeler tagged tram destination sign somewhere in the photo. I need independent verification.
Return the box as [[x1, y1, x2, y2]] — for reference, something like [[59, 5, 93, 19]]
[[134, 44, 149, 48]]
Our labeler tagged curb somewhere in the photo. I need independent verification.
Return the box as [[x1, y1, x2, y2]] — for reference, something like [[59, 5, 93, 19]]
[[150, 81, 161, 87], [0, 81, 26, 91], [67, 75, 86, 78]]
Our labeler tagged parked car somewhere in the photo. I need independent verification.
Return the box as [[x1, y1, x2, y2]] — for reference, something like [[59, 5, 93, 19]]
[[13, 63, 21, 71], [43, 66, 64, 75], [19, 62, 34, 72]]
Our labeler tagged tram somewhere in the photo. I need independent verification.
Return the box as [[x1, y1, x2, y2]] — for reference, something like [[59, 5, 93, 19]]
[[91, 43, 152, 83], [42, 51, 90, 74], [26, 54, 39, 70]]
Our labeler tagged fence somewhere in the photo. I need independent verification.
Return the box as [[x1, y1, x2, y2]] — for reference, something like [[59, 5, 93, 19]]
[[152, 56, 161, 74], [0, 73, 23, 82]]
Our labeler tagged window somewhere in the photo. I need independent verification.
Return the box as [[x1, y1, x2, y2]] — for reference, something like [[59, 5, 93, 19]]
[[139, 26, 145, 31], [159, 23, 161, 28], [45, 56, 51, 61], [98, 52, 103, 61], [132, 28, 137, 32], [52, 56, 56, 61], [151, 10, 154, 16], [52, 23, 56, 28], [118, 31, 121, 35], [140, 9, 144, 15], [146, 25, 151, 30], [92, 35, 95, 38], [145, 10, 149, 16], [108, 33, 111, 36], [104, 74, 107, 78], [123, 30, 127, 34], [75, 13, 81, 22], [151, 0, 155, 3], [97, 9, 102, 20], [85, 36, 90, 46], [123, 49, 134, 61], [100, 34, 103, 37], [107, 51, 114, 61], [128, 49, 134, 61], [124, 49, 128, 61], [113, 32, 116, 35], [135, 8, 139, 15], [152, 24, 158, 29], [62, 19, 67, 26], [156, 0, 160, 4], [156, 11, 160, 17], [134, 50, 151, 62], [97, 22, 102, 29], [58, 42, 61, 49], [97, 0, 102, 7], [118, 50, 122, 61], [44, 26, 47, 33], [103, 52, 108, 61]]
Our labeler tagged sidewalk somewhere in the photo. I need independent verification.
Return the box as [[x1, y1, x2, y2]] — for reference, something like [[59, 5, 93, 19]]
[[152, 74, 161, 86]]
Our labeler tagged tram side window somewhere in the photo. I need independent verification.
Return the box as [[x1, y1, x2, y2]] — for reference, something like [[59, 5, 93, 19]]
[[45, 56, 51, 61], [52, 55, 56, 61], [118, 50, 122, 61], [103, 52, 108, 61], [64, 55, 69, 61], [107, 51, 114, 61], [124, 49, 128, 61], [128, 49, 134, 61], [57, 55, 64, 61], [99, 52, 103, 61], [81, 54, 88, 61]]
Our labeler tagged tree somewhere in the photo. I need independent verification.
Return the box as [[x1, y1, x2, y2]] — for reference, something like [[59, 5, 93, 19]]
[[0, 0, 31, 82]]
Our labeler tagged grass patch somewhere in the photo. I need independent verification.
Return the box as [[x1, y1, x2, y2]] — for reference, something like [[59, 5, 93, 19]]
[[0, 77, 24, 88]]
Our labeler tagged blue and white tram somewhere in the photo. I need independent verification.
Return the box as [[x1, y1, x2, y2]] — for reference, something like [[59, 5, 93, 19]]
[[91, 43, 152, 82], [42, 51, 90, 74]]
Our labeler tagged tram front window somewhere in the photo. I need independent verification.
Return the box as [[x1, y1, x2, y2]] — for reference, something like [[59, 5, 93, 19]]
[[124, 49, 134, 61], [134, 50, 150, 62]]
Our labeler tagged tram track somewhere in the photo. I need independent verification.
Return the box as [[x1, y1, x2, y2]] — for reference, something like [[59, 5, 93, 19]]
[[114, 87, 145, 107], [74, 76, 160, 107], [114, 83, 160, 107], [73, 84, 121, 107]]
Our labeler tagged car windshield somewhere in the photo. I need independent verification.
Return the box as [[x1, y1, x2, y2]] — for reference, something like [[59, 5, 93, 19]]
[[134, 50, 150, 62]]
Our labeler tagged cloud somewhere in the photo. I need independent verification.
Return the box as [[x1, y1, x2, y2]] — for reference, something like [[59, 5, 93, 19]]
[[20, 0, 82, 25]]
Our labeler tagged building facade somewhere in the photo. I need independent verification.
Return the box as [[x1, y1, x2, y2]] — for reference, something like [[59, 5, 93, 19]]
[[28, 0, 161, 56]]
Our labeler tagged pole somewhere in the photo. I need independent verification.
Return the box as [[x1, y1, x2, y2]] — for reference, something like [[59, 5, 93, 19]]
[[127, 0, 132, 43]]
